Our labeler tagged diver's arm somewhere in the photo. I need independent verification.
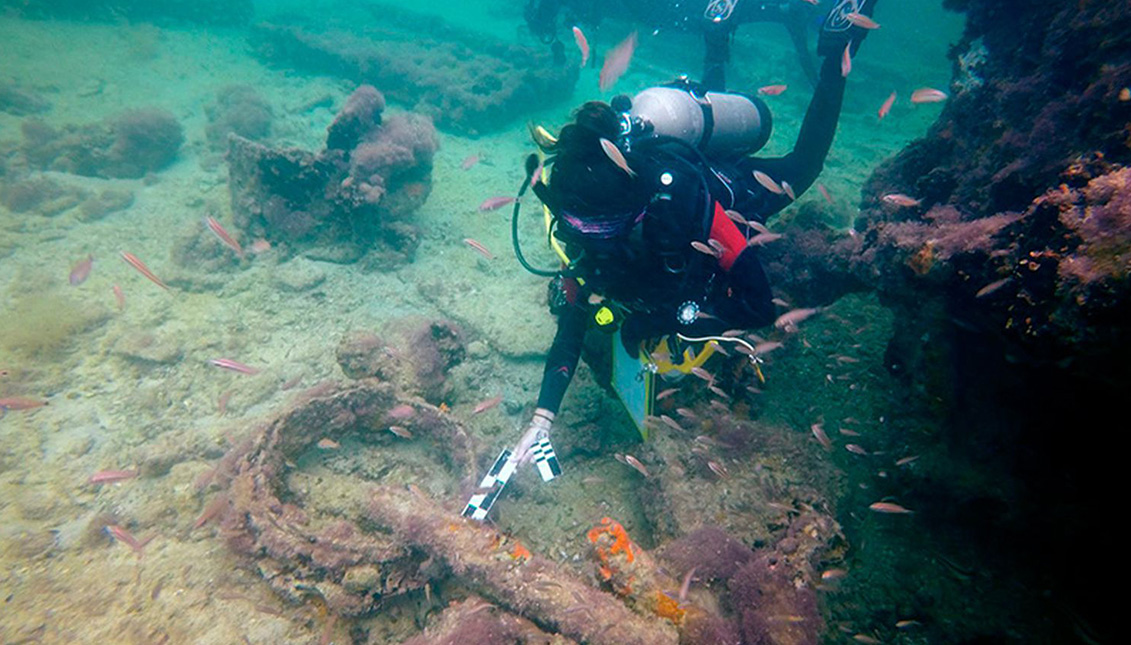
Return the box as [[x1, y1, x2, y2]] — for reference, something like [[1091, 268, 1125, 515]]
[[535, 298, 587, 415], [787, 17, 819, 88]]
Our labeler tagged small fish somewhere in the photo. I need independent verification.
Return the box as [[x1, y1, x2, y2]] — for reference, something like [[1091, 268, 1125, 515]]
[[775, 307, 820, 331], [248, 238, 272, 254], [0, 396, 48, 411], [975, 277, 1012, 298], [811, 423, 833, 451], [780, 180, 796, 201], [106, 525, 153, 554], [910, 87, 949, 104], [69, 254, 94, 285], [747, 220, 771, 235], [387, 404, 415, 420], [120, 251, 169, 290], [746, 232, 783, 248], [463, 238, 495, 260], [707, 460, 728, 479], [757, 84, 787, 96], [818, 183, 835, 205], [1120, 87, 1131, 102], [655, 387, 678, 401], [841, 44, 852, 78], [690, 366, 714, 383], [724, 209, 748, 226], [599, 31, 637, 92], [461, 153, 480, 170], [881, 193, 922, 207], [659, 414, 684, 432], [387, 425, 413, 439], [691, 240, 720, 257], [205, 216, 244, 258], [869, 501, 914, 514], [895, 620, 922, 629], [112, 284, 125, 310], [852, 635, 882, 644], [752, 170, 784, 195], [845, 444, 868, 455], [317, 438, 340, 449], [473, 394, 503, 415], [89, 469, 138, 485], [838, 427, 862, 437], [599, 138, 636, 177], [572, 26, 589, 68], [478, 196, 516, 211], [845, 12, 880, 29], [895, 455, 920, 467], [675, 407, 698, 420], [678, 566, 697, 603], [623, 454, 650, 477], [821, 568, 848, 581], [878, 91, 897, 120], [208, 358, 260, 375]]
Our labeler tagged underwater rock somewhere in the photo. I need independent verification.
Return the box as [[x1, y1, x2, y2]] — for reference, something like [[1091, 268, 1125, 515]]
[[7, 0, 254, 26], [0, 82, 51, 116], [397, 597, 574, 645], [204, 85, 273, 151], [227, 84, 435, 264], [249, 4, 577, 135], [77, 187, 134, 221], [336, 318, 465, 404], [16, 109, 183, 179]]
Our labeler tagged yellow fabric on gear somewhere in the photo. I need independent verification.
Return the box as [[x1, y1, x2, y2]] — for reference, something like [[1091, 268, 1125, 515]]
[[649, 336, 718, 376]]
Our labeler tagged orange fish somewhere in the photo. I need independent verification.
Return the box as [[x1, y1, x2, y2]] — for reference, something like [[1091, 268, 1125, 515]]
[[599, 31, 637, 92], [752, 170, 783, 195], [112, 284, 125, 310], [910, 87, 948, 104], [869, 501, 914, 514], [878, 91, 897, 120], [205, 216, 244, 259], [757, 84, 788, 96], [841, 44, 852, 78], [599, 138, 635, 177], [473, 394, 503, 415], [0, 396, 48, 411], [882, 193, 922, 207], [464, 238, 494, 260], [572, 26, 589, 68], [845, 12, 880, 29], [120, 251, 169, 290]]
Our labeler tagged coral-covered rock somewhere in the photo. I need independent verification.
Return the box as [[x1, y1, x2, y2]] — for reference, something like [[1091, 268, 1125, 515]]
[[204, 85, 273, 150], [227, 84, 435, 264], [336, 318, 464, 404]]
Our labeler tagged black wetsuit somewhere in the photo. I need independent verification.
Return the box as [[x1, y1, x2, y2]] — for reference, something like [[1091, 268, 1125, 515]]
[[525, 0, 821, 87], [535, 53, 847, 415]]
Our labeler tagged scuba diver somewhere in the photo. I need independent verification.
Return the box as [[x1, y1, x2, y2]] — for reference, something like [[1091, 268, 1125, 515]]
[[524, 0, 823, 87], [462, 0, 876, 521]]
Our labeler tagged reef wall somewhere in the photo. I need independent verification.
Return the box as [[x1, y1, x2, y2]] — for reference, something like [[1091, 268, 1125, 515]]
[[766, 0, 1131, 640]]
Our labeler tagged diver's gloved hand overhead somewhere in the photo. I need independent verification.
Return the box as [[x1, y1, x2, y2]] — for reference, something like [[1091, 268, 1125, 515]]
[[817, 0, 879, 58]]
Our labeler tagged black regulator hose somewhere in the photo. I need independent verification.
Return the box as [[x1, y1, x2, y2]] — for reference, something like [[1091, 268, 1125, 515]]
[[512, 154, 562, 278]]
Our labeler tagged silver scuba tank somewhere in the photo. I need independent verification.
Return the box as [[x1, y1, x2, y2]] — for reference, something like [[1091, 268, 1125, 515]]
[[628, 86, 772, 157]]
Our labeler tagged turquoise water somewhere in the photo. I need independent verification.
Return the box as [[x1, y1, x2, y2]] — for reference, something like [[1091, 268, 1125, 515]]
[[0, 1, 1071, 644]]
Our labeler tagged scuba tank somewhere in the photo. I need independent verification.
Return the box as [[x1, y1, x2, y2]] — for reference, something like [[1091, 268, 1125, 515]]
[[625, 81, 773, 158]]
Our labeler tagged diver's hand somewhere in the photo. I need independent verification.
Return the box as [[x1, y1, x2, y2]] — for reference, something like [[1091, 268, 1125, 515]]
[[514, 408, 555, 465], [817, 0, 879, 59]]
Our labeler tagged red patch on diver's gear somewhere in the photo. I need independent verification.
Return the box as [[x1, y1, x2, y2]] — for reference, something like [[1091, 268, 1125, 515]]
[[708, 201, 746, 271]]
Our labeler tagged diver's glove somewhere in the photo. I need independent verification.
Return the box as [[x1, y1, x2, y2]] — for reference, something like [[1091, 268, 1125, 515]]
[[817, 0, 879, 59], [514, 408, 555, 465]]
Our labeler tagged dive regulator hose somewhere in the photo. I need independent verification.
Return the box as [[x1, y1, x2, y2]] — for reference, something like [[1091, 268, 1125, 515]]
[[512, 154, 562, 278]]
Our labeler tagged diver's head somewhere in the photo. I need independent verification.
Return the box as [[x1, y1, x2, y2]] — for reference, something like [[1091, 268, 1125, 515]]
[[541, 102, 651, 244]]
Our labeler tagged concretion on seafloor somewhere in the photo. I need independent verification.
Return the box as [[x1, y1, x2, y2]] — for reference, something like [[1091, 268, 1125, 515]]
[[248, 3, 577, 135], [215, 380, 478, 615], [366, 486, 680, 645], [398, 597, 579, 645]]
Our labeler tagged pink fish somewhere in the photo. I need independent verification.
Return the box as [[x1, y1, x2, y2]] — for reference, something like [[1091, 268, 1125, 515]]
[[757, 84, 788, 96], [572, 26, 590, 68], [775, 307, 820, 331], [818, 183, 835, 205], [622, 454, 650, 478], [910, 87, 948, 104], [112, 284, 125, 310], [464, 238, 494, 260], [387, 425, 413, 439], [69, 254, 94, 285], [752, 170, 783, 194], [599, 31, 637, 92], [89, 470, 138, 485], [248, 238, 272, 254], [878, 91, 897, 120], [599, 138, 636, 177], [478, 196, 516, 212], [869, 501, 914, 514], [845, 444, 869, 455], [461, 153, 480, 170], [841, 44, 852, 78], [473, 394, 503, 414], [811, 423, 833, 451], [845, 12, 880, 29], [882, 193, 922, 207], [655, 387, 678, 400], [120, 251, 169, 291], [0, 396, 47, 411], [106, 524, 154, 554], [205, 216, 244, 258], [208, 358, 260, 375]]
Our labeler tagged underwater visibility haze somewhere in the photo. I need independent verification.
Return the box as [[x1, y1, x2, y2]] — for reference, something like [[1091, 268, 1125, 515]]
[[1, 0, 1128, 643]]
